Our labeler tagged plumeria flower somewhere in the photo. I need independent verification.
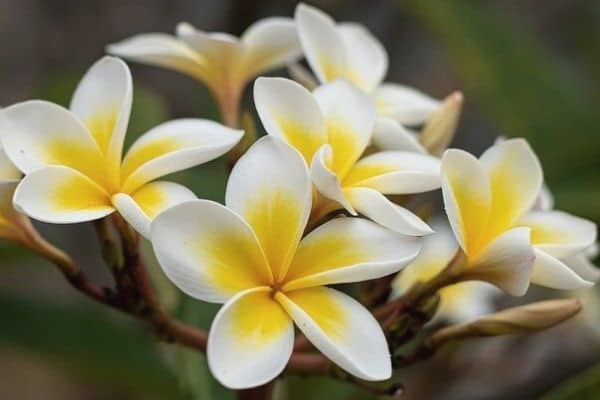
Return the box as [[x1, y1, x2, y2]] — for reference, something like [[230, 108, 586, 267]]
[[392, 219, 498, 324], [0, 143, 27, 241], [441, 138, 596, 296], [151, 136, 422, 389], [107, 18, 302, 124], [294, 3, 443, 127], [0, 57, 242, 238], [254, 77, 441, 235]]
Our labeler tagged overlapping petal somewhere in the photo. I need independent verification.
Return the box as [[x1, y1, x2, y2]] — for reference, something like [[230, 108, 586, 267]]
[[121, 119, 242, 193], [113, 181, 196, 239], [282, 217, 420, 291], [371, 118, 426, 153], [151, 200, 272, 303], [530, 248, 593, 290], [373, 83, 440, 126], [208, 288, 294, 389], [276, 287, 391, 381], [310, 145, 355, 214]]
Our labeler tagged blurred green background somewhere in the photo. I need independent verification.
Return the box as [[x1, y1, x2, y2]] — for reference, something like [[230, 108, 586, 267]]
[[0, 0, 599, 399]]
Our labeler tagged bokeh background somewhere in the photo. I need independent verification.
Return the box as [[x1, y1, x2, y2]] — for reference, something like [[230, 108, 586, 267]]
[[1, 0, 599, 399]]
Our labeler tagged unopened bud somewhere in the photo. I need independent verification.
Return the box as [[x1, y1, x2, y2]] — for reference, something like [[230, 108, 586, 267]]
[[420, 91, 463, 156], [428, 298, 582, 348]]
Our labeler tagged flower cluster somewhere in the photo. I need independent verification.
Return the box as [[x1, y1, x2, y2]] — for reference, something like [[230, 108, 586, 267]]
[[0, 2, 596, 393]]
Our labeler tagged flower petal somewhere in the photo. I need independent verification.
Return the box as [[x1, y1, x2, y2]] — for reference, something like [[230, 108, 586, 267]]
[[313, 80, 376, 178], [106, 33, 207, 81], [151, 200, 272, 303], [208, 287, 294, 390], [0, 100, 109, 188], [282, 217, 420, 291], [479, 138, 543, 240], [338, 23, 388, 92], [518, 211, 597, 259], [343, 151, 440, 194], [240, 17, 302, 79], [0, 146, 20, 181], [0, 180, 20, 230], [113, 181, 196, 239], [13, 166, 114, 224], [441, 149, 491, 256], [226, 136, 311, 282], [373, 83, 440, 126], [121, 119, 242, 193], [466, 227, 535, 296], [295, 3, 347, 85], [344, 187, 433, 235], [371, 118, 426, 153], [436, 282, 498, 324], [276, 287, 391, 381], [70, 56, 132, 183], [564, 247, 600, 283], [254, 77, 327, 163], [530, 249, 593, 290], [310, 145, 355, 214]]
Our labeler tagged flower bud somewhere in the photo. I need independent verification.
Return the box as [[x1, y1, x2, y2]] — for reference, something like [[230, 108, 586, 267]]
[[420, 91, 463, 155]]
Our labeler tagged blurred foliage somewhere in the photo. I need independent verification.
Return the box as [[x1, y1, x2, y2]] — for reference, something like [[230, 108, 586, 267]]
[[0, 291, 183, 399], [403, 0, 600, 222], [543, 362, 600, 399]]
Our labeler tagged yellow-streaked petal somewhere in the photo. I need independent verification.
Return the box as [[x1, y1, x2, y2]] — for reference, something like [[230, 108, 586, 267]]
[[106, 33, 208, 82], [343, 151, 440, 194], [313, 80, 376, 178], [207, 287, 294, 390], [310, 145, 355, 214], [112, 181, 196, 239], [121, 119, 242, 193], [13, 166, 113, 224], [479, 138, 543, 242], [226, 136, 311, 282], [276, 287, 391, 381], [0, 100, 110, 190], [0, 181, 20, 232], [518, 211, 597, 259], [254, 77, 327, 163], [240, 17, 302, 80], [530, 248, 593, 290], [151, 200, 272, 303], [282, 218, 420, 291], [70, 57, 132, 185], [441, 149, 491, 258]]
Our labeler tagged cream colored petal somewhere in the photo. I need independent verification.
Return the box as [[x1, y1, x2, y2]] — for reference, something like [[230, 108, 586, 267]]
[[0, 145, 21, 181], [373, 83, 440, 126], [310, 145, 355, 214], [371, 118, 426, 153], [530, 248, 593, 290]]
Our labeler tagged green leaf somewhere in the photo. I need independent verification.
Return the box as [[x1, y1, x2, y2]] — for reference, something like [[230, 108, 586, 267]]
[[542, 361, 600, 399], [0, 291, 183, 399]]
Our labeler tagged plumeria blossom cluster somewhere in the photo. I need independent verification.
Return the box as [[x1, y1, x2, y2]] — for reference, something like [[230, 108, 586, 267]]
[[0, 2, 597, 395]]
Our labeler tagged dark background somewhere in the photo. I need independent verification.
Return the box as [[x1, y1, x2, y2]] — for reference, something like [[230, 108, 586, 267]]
[[1, 1, 599, 399]]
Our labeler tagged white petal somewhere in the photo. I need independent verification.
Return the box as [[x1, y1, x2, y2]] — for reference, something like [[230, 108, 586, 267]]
[[344, 187, 433, 235], [310, 145, 355, 214], [343, 151, 441, 194], [225, 136, 311, 281], [295, 3, 347, 85], [313, 80, 376, 177], [436, 282, 498, 324], [113, 181, 196, 239], [151, 200, 272, 303], [373, 83, 440, 126], [276, 287, 391, 381], [106, 33, 207, 81], [13, 166, 114, 224], [208, 287, 294, 390], [253, 77, 326, 163], [282, 217, 421, 291], [564, 249, 600, 283], [240, 17, 302, 78], [371, 118, 426, 153], [121, 119, 242, 193], [530, 249, 593, 290], [338, 23, 388, 91], [70, 56, 132, 178], [532, 184, 554, 212], [518, 211, 597, 259], [468, 227, 535, 296]]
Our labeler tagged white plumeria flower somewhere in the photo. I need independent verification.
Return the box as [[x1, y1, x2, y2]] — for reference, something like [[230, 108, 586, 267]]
[[295, 3, 441, 127], [0, 57, 242, 238], [107, 18, 302, 119], [0, 143, 24, 238], [441, 138, 596, 296], [254, 77, 441, 235], [151, 136, 422, 389], [392, 219, 498, 324]]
